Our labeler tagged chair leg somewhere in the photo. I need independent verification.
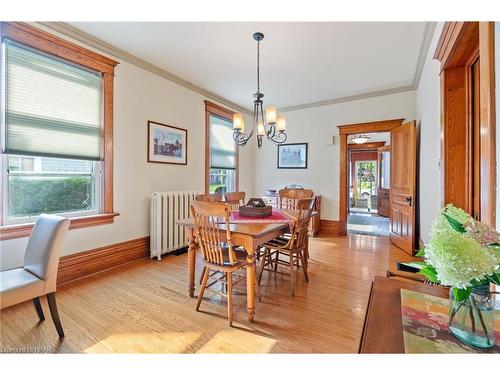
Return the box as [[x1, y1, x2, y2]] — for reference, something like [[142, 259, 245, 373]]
[[46, 293, 64, 338], [254, 274, 262, 302], [199, 266, 207, 285], [274, 250, 280, 271], [227, 272, 233, 326], [289, 253, 295, 297], [196, 266, 210, 311], [33, 297, 45, 321], [300, 251, 309, 282], [257, 248, 268, 285]]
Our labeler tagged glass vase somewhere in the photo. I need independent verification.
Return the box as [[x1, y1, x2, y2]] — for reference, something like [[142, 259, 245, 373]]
[[448, 282, 495, 349]]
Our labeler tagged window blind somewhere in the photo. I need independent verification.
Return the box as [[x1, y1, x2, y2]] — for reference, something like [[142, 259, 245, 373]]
[[3, 40, 103, 161], [210, 114, 236, 170]]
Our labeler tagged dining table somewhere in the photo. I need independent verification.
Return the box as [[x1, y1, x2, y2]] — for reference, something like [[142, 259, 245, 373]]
[[176, 209, 313, 322]]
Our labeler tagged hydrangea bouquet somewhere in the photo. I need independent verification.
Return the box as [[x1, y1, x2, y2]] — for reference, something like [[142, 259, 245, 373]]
[[417, 204, 500, 296], [417, 204, 499, 347]]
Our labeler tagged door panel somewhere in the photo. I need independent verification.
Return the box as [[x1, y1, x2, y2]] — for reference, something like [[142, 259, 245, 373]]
[[390, 121, 417, 255], [377, 146, 391, 217]]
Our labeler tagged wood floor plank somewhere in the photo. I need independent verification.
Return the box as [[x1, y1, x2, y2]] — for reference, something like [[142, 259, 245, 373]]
[[0, 234, 415, 353]]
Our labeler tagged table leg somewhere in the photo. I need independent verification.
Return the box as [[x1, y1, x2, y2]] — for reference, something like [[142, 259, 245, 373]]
[[187, 228, 196, 298], [246, 252, 256, 322]]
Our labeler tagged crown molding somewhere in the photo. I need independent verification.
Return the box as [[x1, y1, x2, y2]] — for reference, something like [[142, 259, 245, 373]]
[[35, 22, 252, 116], [36, 21, 436, 115], [412, 22, 437, 88], [278, 85, 416, 113]]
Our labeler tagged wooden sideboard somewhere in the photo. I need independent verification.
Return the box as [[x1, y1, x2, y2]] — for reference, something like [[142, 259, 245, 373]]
[[359, 276, 448, 353], [260, 193, 321, 237]]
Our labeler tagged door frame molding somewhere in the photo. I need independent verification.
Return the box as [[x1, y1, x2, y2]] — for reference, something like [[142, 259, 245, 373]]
[[337, 119, 404, 236], [434, 22, 496, 225]]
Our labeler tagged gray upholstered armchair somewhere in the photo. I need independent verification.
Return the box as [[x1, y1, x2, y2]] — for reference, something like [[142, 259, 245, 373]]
[[0, 214, 70, 337]]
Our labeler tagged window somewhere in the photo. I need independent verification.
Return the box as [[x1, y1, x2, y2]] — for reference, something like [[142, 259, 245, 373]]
[[205, 101, 238, 194], [0, 22, 118, 239], [4, 155, 101, 225]]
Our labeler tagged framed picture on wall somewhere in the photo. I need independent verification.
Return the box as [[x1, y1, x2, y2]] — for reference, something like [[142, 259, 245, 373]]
[[277, 143, 308, 169], [148, 120, 187, 165]]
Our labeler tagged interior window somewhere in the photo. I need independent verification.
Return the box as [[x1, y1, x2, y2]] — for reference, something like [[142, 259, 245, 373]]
[[209, 114, 237, 194]]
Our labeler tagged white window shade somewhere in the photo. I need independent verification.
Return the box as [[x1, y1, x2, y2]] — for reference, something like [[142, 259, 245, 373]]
[[210, 114, 236, 169], [3, 40, 103, 161]]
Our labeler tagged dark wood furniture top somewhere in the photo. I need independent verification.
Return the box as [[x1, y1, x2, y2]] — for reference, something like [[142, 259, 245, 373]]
[[359, 276, 448, 353]]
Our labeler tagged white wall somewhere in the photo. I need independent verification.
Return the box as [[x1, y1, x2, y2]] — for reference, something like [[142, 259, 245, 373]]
[[415, 22, 444, 242], [0, 38, 255, 270], [254, 91, 416, 220]]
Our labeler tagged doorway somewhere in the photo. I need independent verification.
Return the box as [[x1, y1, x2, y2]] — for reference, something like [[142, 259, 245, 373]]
[[347, 135, 391, 236], [434, 22, 496, 225], [337, 119, 403, 237]]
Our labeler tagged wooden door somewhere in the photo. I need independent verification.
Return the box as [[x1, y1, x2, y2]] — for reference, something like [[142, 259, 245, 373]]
[[390, 121, 417, 254]]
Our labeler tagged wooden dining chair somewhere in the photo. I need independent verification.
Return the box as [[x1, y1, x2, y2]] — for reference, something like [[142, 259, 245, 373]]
[[191, 201, 259, 326], [258, 198, 313, 296], [224, 192, 246, 210], [278, 196, 316, 259], [195, 193, 223, 202], [278, 188, 314, 209]]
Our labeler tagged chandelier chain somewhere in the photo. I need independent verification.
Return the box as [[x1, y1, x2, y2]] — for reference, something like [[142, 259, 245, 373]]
[[257, 40, 260, 93]]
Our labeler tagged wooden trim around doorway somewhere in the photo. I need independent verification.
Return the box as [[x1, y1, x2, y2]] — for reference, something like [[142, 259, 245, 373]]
[[347, 141, 386, 150], [337, 119, 404, 236], [434, 22, 496, 225]]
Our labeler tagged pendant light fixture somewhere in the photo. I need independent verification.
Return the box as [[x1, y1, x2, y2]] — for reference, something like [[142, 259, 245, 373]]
[[232, 32, 287, 148]]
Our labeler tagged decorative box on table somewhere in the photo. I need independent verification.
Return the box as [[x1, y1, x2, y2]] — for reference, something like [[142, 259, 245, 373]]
[[238, 198, 272, 218]]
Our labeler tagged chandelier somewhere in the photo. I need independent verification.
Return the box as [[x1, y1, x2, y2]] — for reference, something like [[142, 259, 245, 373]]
[[233, 32, 287, 148]]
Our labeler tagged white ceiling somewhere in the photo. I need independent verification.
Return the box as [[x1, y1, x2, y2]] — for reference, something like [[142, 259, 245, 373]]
[[68, 22, 429, 110]]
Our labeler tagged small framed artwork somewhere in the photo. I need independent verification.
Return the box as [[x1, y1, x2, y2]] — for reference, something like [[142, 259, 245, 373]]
[[148, 120, 187, 165], [277, 143, 308, 169]]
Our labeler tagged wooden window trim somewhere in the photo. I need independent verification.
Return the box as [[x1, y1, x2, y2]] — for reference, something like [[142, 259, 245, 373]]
[[204, 100, 239, 193], [434, 21, 496, 225], [336, 119, 404, 236], [0, 22, 119, 240], [0, 213, 120, 241]]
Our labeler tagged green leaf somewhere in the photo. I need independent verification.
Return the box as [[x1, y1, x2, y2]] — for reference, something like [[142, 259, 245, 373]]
[[401, 262, 427, 270], [452, 286, 472, 302], [443, 213, 466, 233], [415, 247, 426, 257], [418, 266, 439, 283], [485, 273, 500, 286]]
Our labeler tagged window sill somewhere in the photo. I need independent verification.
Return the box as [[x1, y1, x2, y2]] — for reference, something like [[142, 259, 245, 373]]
[[0, 213, 120, 241]]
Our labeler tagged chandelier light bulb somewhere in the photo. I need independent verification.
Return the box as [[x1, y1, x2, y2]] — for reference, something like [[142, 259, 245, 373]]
[[233, 113, 244, 132], [257, 119, 265, 136], [265, 106, 277, 124], [276, 116, 286, 132]]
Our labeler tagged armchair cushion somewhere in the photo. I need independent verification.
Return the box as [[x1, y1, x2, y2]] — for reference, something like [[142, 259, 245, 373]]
[[0, 268, 45, 309]]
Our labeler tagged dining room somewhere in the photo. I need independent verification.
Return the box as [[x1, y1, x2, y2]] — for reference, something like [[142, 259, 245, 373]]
[[1, 3, 500, 372]]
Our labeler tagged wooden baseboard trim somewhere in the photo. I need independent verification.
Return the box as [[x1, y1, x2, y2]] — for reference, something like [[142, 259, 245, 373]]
[[57, 236, 150, 285], [319, 220, 340, 236]]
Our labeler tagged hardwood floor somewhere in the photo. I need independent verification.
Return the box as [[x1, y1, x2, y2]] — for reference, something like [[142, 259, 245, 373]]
[[0, 234, 415, 353]]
